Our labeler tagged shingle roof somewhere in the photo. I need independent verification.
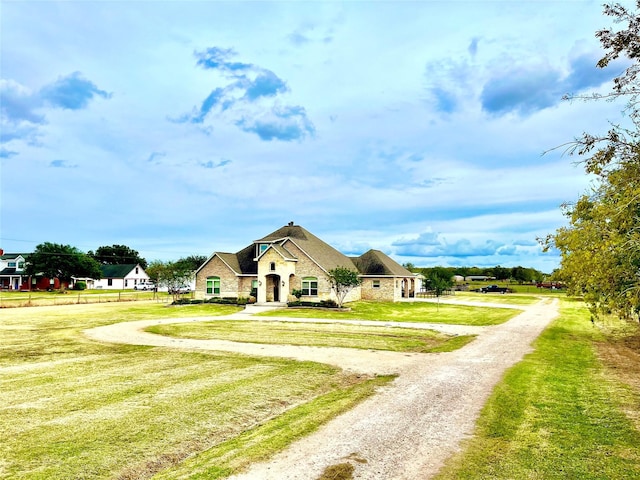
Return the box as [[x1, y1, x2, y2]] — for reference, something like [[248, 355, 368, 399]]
[[201, 224, 412, 277], [236, 244, 258, 274], [216, 252, 242, 274], [257, 224, 355, 273], [352, 249, 414, 276], [100, 264, 138, 278], [1, 253, 28, 260], [266, 243, 297, 261]]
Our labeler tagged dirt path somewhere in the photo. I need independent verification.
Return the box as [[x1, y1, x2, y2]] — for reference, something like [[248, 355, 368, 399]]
[[85, 298, 559, 479]]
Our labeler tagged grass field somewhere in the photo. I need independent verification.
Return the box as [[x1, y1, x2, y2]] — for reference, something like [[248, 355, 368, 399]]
[[0, 302, 391, 479], [256, 300, 518, 326], [0, 289, 173, 308], [434, 297, 640, 479], [148, 320, 475, 353], [3, 296, 639, 479]]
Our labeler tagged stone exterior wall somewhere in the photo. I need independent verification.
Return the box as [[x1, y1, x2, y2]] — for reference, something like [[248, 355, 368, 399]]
[[361, 277, 397, 301], [195, 256, 240, 298], [280, 241, 329, 300], [238, 276, 256, 298], [195, 241, 416, 304], [256, 248, 297, 303]]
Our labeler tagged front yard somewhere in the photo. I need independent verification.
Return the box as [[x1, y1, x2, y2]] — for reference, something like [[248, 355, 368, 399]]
[[3, 297, 639, 479]]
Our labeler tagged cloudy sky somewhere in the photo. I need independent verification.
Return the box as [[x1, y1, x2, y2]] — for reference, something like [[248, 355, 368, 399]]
[[1, 1, 631, 272]]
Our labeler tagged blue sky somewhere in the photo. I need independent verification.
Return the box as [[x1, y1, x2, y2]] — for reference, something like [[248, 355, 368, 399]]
[[0, 0, 631, 273]]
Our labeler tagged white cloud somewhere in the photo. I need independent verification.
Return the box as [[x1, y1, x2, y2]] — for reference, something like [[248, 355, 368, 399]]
[[0, 1, 619, 273]]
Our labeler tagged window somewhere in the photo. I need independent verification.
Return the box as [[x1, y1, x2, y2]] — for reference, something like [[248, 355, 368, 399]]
[[259, 244, 269, 254], [135, 267, 139, 274], [125, 280, 128, 287], [8, 262, 16, 267], [206, 276, 221, 295], [372, 280, 380, 288], [270, 262, 276, 271], [108, 279, 113, 286], [302, 277, 318, 296]]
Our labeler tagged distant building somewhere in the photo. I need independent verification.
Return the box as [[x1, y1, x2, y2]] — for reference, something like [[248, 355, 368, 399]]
[[93, 264, 150, 290]]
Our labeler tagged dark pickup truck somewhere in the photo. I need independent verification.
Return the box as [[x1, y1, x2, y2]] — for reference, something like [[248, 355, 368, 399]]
[[480, 285, 509, 294]]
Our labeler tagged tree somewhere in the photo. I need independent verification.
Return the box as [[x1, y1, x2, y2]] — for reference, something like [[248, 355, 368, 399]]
[[327, 267, 361, 308], [427, 269, 453, 310], [26, 242, 102, 285], [402, 262, 416, 272], [147, 260, 194, 302], [546, 2, 640, 321], [145, 260, 165, 286], [491, 266, 511, 281], [174, 255, 207, 272], [89, 244, 147, 269]]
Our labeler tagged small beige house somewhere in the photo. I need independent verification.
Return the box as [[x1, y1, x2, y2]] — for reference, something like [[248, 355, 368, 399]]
[[195, 222, 418, 304]]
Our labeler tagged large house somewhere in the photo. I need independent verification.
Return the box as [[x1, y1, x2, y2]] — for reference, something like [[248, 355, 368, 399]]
[[0, 251, 66, 290], [195, 222, 418, 304]]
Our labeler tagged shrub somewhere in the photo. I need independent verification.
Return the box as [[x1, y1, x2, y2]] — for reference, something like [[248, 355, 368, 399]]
[[73, 281, 86, 291]]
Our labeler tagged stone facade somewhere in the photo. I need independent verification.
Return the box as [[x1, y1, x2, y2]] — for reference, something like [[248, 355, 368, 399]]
[[195, 256, 244, 298], [195, 224, 418, 304], [361, 277, 397, 301]]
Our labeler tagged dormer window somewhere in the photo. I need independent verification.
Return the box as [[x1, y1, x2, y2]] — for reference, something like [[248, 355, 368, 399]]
[[270, 262, 276, 271]]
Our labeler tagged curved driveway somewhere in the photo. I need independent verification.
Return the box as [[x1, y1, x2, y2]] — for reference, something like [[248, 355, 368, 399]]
[[85, 298, 559, 479]]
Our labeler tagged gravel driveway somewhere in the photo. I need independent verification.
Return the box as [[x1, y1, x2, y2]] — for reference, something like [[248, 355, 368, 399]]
[[85, 297, 559, 479]]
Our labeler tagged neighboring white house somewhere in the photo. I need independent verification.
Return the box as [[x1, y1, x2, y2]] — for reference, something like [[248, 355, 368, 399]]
[[0, 252, 28, 290], [93, 264, 150, 290]]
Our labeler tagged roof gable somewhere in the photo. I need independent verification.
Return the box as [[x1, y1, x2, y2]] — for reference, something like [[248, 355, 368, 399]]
[[100, 264, 139, 278], [353, 250, 413, 276], [256, 224, 355, 273], [1, 253, 27, 261], [255, 243, 297, 262]]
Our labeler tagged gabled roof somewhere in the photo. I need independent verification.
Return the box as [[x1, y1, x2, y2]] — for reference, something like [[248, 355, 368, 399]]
[[216, 252, 243, 275], [100, 264, 139, 278], [257, 243, 297, 262], [352, 249, 414, 276], [256, 224, 355, 273], [198, 224, 413, 278], [1, 253, 27, 260]]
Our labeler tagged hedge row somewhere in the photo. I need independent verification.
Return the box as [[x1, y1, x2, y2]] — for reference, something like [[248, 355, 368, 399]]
[[172, 296, 253, 306]]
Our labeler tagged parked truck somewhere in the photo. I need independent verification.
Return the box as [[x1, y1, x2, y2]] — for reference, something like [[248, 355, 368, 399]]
[[480, 284, 509, 294]]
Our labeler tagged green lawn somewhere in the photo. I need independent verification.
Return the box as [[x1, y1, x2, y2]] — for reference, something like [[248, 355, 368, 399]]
[[148, 320, 475, 353], [5, 296, 636, 479], [446, 292, 540, 305], [0, 302, 391, 479], [257, 300, 518, 326], [0, 289, 172, 308], [434, 297, 640, 479]]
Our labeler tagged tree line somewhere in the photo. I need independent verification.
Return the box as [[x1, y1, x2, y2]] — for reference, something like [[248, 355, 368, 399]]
[[402, 264, 546, 284], [23, 242, 207, 292]]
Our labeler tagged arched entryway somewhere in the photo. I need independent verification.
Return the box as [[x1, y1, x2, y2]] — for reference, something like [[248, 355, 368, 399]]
[[265, 274, 281, 302]]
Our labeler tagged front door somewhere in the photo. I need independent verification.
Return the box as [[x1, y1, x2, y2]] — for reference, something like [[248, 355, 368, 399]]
[[266, 274, 281, 302]]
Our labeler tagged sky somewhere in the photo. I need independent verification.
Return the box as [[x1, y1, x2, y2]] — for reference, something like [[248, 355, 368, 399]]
[[0, 0, 633, 273]]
